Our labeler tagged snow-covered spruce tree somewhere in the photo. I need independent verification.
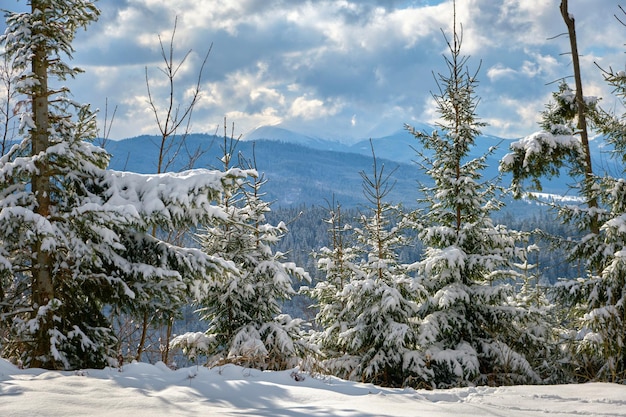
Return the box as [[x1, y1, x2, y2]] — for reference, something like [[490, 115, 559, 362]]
[[509, 240, 567, 384], [319, 142, 424, 387], [405, 15, 542, 387], [0, 0, 104, 370], [0, 1, 247, 370], [498, 1, 603, 254], [498, 1, 626, 383], [499, 81, 600, 202], [548, 63, 626, 382], [196, 133, 310, 371], [498, 80, 607, 382], [306, 200, 361, 375]]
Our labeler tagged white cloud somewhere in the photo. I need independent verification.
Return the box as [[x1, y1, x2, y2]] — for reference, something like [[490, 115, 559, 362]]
[[289, 96, 342, 120], [487, 65, 518, 81], [485, 94, 549, 138], [2, 0, 624, 141]]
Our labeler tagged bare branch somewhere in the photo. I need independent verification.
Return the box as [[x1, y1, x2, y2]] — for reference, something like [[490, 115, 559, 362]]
[[94, 97, 117, 148], [0, 52, 20, 155], [615, 5, 626, 27], [143, 16, 212, 173]]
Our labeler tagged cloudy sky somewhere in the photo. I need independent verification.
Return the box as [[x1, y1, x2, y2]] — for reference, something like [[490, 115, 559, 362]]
[[2, 0, 625, 141]]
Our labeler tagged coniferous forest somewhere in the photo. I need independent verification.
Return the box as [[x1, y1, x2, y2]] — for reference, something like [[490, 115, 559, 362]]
[[2, 0, 626, 390]]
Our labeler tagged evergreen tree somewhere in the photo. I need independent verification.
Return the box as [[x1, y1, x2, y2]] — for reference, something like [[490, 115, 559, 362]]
[[498, 1, 626, 383], [406, 12, 541, 387], [196, 134, 310, 371], [498, 1, 604, 270], [0, 1, 246, 370], [550, 63, 626, 382], [510, 240, 567, 383], [307, 200, 361, 375], [314, 143, 424, 387], [500, 82, 599, 200]]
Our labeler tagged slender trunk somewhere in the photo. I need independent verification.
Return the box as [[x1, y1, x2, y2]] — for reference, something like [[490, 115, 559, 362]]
[[162, 318, 173, 364], [376, 197, 384, 281], [133, 223, 163, 362], [135, 310, 149, 361], [136, 115, 166, 361], [1, 56, 13, 155], [452, 3, 462, 235], [30, 0, 54, 368], [136, 145, 166, 362], [560, 0, 599, 235]]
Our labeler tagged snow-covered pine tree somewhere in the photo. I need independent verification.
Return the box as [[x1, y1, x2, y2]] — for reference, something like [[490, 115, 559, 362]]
[[196, 132, 310, 370], [499, 81, 599, 201], [510, 240, 567, 384], [499, 80, 608, 381], [0, 0, 106, 370], [307, 200, 361, 375], [498, 1, 626, 383], [498, 1, 603, 256], [549, 64, 626, 382], [405, 10, 542, 387], [0, 1, 247, 370], [320, 142, 424, 387]]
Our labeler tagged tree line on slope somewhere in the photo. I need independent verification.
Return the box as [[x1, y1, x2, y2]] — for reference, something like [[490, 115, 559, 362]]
[[1, 0, 626, 388]]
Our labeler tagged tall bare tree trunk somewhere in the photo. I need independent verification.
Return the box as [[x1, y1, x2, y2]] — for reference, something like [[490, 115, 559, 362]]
[[30, 0, 54, 368], [560, 0, 599, 235]]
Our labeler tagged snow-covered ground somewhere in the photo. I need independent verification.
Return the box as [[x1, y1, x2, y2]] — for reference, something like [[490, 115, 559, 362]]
[[1, 359, 625, 416]]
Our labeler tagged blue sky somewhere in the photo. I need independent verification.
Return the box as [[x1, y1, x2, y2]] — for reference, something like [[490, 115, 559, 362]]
[[1, 0, 625, 141]]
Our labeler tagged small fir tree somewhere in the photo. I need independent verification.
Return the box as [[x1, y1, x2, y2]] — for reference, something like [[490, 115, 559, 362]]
[[316, 142, 424, 387], [307, 200, 361, 375], [197, 133, 310, 370], [509, 240, 567, 383]]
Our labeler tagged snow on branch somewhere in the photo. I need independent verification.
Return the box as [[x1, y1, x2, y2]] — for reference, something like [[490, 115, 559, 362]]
[[102, 167, 254, 226], [170, 332, 213, 362], [501, 131, 581, 171]]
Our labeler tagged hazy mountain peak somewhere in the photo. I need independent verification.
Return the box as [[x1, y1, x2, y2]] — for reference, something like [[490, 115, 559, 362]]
[[243, 126, 308, 142], [242, 125, 350, 152]]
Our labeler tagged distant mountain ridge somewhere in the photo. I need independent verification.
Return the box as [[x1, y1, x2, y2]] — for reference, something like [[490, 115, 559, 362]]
[[105, 132, 420, 208], [105, 125, 606, 211], [239, 124, 612, 190], [244, 124, 515, 166]]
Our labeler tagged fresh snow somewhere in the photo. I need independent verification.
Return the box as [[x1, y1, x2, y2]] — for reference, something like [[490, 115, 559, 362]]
[[527, 192, 584, 203], [507, 131, 581, 169], [0, 360, 624, 416], [103, 168, 249, 222]]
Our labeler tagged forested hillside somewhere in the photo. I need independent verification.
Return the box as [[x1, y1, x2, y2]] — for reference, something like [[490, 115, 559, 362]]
[[269, 205, 579, 286]]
